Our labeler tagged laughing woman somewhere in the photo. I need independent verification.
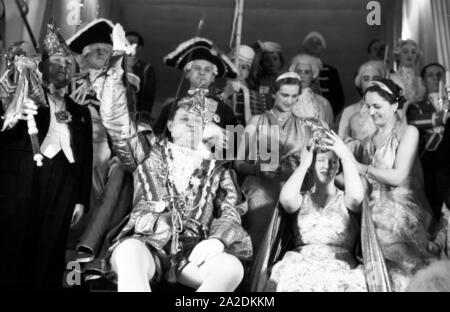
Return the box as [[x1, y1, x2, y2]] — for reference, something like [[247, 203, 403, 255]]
[[266, 131, 367, 292], [355, 78, 438, 291]]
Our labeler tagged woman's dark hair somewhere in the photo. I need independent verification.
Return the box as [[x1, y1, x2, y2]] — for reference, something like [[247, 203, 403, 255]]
[[363, 78, 406, 109], [270, 77, 301, 94]]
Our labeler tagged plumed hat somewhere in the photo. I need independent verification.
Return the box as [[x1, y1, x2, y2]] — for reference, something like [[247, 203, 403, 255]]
[[164, 37, 238, 79], [66, 18, 114, 55]]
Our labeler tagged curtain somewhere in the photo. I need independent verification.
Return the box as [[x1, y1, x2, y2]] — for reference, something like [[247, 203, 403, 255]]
[[401, 0, 437, 70], [430, 0, 450, 71]]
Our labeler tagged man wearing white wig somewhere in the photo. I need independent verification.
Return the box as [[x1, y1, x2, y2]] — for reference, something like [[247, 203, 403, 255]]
[[290, 53, 334, 128], [154, 37, 238, 137], [301, 31, 345, 118], [66, 18, 135, 265], [338, 60, 386, 142]]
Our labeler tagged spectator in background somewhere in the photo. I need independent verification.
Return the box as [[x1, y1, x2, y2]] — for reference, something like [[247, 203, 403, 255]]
[[390, 39, 426, 115], [301, 31, 345, 119], [338, 60, 386, 143], [126, 31, 157, 125], [220, 45, 267, 126], [248, 41, 284, 108], [290, 53, 334, 128], [367, 39, 386, 61], [406, 62, 450, 221]]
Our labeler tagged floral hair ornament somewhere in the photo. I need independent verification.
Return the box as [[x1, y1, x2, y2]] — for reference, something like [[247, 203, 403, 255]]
[[275, 71, 302, 83]]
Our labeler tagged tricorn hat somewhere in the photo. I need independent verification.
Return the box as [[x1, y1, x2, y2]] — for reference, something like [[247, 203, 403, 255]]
[[42, 21, 72, 60], [164, 37, 238, 79], [67, 18, 114, 55]]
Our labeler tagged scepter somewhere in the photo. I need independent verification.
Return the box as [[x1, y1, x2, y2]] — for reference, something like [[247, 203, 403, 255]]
[[1, 56, 45, 166]]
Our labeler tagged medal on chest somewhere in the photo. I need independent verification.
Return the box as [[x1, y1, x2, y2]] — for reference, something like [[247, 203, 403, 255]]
[[55, 110, 72, 123]]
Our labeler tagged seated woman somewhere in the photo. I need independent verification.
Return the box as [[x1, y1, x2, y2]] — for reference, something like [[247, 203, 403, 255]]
[[289, 54, 334, 129], [234, 72, 311, 291], [354, 78, 438, 291], [234, 72, 310, 258], [97, 25, 252, 292], [266, 130, 367, 292]]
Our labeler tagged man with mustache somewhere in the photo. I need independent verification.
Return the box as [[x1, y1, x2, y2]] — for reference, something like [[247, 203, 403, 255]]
[[0, 22, 92, 289]]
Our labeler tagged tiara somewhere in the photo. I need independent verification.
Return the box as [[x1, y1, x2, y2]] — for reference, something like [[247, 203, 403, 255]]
[[275, 71, 301, 82]]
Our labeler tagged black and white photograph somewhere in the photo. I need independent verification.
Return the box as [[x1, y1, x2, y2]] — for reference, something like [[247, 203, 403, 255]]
[[0, 0, 449, 300]]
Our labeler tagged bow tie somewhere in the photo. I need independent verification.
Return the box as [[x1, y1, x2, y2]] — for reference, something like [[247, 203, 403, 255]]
[[46, 84, 67, 98], [187, 88, 209, 96]]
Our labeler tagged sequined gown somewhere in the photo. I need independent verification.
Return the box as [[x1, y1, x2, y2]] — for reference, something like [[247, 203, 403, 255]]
[[266, 190, 367, 292], [242, 111, 310, 254], [360, 123, 437, 291]]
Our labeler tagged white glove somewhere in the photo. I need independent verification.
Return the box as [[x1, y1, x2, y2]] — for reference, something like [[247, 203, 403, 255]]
[[111, 23, 138, 56]]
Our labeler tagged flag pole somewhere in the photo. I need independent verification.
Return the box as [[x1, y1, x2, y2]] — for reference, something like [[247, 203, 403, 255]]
[[232, 0, 244, 111]]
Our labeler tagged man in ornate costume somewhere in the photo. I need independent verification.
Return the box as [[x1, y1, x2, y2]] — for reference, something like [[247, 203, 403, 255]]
[[301, 31, 345, 118], [96, 24, 252, 292], [0, 23, 93, 289], [220, 45, 267, 126], [66, 19, 135, 264], [153, 37, 238, 137], [406, 62, 450, 221]]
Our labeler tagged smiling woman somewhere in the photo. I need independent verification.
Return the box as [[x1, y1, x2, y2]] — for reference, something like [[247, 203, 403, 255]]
[[234, 72, 314, 290], [354, 78, 438, 291]]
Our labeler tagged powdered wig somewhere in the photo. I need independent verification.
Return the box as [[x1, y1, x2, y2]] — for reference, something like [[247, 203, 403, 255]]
[[183, 60, 219, 77], [354, 60, 388, 89], [289, 54, 323, 79], [393, 39, 422, 65]]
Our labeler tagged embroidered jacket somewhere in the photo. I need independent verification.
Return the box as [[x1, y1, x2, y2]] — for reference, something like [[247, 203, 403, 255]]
[[100, 52, 252, 261]]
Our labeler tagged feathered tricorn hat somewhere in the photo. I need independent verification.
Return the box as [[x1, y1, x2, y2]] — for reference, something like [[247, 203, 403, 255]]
[[164, 37, 238, 79], [66, 18, 114, 55]]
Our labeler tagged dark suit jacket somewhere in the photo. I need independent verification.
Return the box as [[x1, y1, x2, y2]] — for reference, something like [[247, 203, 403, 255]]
[[317, 64, 345, 117], [0, 92, 93, 211]]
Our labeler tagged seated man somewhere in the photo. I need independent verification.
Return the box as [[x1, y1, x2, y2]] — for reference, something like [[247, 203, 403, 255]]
[[96, 25, 252, 292]]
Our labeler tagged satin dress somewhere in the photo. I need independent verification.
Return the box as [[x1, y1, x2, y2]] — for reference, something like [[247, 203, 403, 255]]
[[266, 190, 367, 292]]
